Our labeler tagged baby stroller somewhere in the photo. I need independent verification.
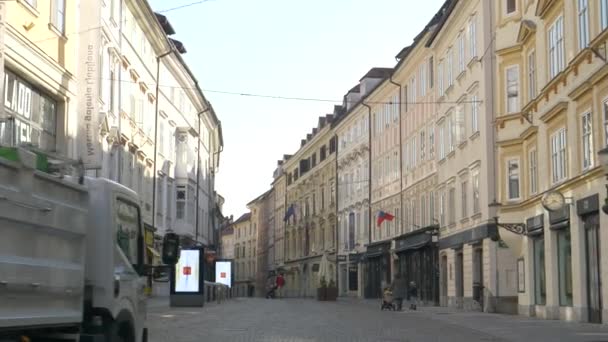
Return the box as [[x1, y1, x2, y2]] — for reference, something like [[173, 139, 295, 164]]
[[381, 288, 396, 311]]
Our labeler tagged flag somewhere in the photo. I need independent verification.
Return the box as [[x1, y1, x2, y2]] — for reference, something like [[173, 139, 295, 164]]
[[377, 211, 395, 227], [283, 204, 296, 222]]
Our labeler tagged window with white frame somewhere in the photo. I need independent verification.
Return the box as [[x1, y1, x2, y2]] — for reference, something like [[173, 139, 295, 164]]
[[429, 191, 435, 223], [404, 142, 410, 171], [447, 114, 455, 152], [438, 61, 444, 96], [578, 0, 589, 50], [410, 77, 417, 104], [551, 128, 567, 184], [469, 17, 477, 59], [602, 0, 608, 30], [447, 48, 454, 87], [420, 131, 426, 161], [429, 126, 435, 159], [604, 100, 608, 146], [458, 33, 465, 73], [429, 57, 434, 89], [548, 16, 565, 79], [456, 102, 466, 143], [51, 0, 66, 33], [582, 112, 593, 170], [528, 51, 537, 101], [507, 159, 520, 200], [421, 194, 427, 226], [439, 123, 445, 159], [411, 137, 417, 169], [472, 171, 480, 214], [461, 180, 468, 219], [440, 190, 446, 227], [420, 65, 427, 97], [448, 186, 456, 225], [529, 148, 538, 195], [506, 65, 520, 113], [393, 95, 399, 122], [471, 94, 479, 133]]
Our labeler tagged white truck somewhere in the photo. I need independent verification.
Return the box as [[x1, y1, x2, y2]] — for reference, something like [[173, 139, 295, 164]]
[[0, 148, 179, 342]]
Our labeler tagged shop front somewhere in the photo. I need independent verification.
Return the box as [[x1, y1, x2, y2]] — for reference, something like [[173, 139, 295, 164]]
[[577, 195, 602, 323], [394, 228, 439, 306], [364, 241, 391, 299]]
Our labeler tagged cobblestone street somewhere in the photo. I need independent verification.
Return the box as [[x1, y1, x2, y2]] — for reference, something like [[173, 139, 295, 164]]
[[147, 297, 608, 342]]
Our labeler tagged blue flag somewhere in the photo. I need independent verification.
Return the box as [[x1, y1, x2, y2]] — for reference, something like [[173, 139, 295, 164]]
[[284, 204, 295, 222]]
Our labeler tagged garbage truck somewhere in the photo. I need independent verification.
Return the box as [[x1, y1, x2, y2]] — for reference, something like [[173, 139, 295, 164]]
[[0, 147, 180, 341]]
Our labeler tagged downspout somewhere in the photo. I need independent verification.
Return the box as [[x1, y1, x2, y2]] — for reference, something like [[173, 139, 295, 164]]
[[389, 75, 403, 235], [116, 1, 124, 183], [334, 133, 339, 288], [361, 102, 372, 246], [151, 49, 174, 235]]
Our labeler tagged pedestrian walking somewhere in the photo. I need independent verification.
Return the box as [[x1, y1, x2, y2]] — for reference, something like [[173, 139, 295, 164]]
[[408, 281, 418, 310], [275, 273, 285, 298], [391, 274, 407, 311], [266, 275, 277, 299]]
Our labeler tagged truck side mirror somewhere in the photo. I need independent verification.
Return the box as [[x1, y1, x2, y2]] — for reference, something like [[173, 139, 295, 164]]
[[162, 233, 180, 265]]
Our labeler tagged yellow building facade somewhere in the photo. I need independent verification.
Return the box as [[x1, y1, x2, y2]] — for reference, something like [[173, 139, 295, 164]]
[[495, 0, 608, 323]]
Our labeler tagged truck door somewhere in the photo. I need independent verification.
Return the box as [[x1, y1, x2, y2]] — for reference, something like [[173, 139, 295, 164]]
[[115, 198, 147, 335]]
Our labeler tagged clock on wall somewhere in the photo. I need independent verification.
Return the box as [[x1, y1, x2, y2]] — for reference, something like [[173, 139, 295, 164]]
[[541, 190, 566, 212]]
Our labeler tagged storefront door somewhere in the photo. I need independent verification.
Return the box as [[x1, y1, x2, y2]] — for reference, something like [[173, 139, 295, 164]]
[[585, 213, 602, 323]]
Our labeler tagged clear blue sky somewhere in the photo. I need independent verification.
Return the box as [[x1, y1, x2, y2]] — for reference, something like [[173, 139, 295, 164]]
[[148, 0, 444, 219]]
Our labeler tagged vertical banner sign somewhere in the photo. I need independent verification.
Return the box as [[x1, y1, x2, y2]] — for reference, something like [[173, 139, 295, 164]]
[[0, 1, 6, 122], [77, 0, 102, 168]]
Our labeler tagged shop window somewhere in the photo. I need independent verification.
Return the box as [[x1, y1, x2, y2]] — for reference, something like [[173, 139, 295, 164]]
[[558, 230, 573, 306], [533, 236, 546, 305]]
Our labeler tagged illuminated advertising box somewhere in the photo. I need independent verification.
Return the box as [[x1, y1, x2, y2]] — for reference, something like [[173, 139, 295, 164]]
[[170, 247, 204, 306], [214, 259, 233, 288]]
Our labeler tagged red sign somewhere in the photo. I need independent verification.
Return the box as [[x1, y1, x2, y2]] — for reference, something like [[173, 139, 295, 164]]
[[183, 266, 191, 275], [220, 272, 226, 278]]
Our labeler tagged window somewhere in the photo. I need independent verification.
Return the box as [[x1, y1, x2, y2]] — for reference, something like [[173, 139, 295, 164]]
[[448, 187, 456, 225], [472, 171, 480, 214], [115, 199, 141, 267], [458, 33, 465, 73], [439, 124, 445, 159], [440, 191, 446, 227], [438, 61, 444, 96], [528, 51, 537, 101], [24, 0, 37, 7], [582, 112, 593, 170], [420, 131, 426, 161], [506, 0, 516, 14], [411, 137, 417, 168], [429, 191, 435, 224], [420, 65, 426, 97], [447, 49, 453, 87], [51, 0, 66, 33], [461, 181, 468, 219], [469, 17, 477, 59], [558, 230, 573, 306], [111, 0, 120, 22], [429, 126, 435, 159], [404, 142, 410, 171], [410, 77, 417, 104], [421, 195, 427, 226], [471, 95, 479, 133], [176, 185, 186, 219], [578, 0, 589, 50], [602, 0, 608, 30], [548, 16, 565, 79], [507, 159, 520, 200], [534, 236, 547, 305], [506, 65, 520, 113], [447, 114, 455, 152], [456, 102, 466, 143], [551, 128, 567, 183], [529, 148, 538, 195], [429, 57, 434, 89]]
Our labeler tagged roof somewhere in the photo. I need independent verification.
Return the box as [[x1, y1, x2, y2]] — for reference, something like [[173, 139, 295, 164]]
[[425, 0, 459, 48], [247, 189, 272, 206], [221, 226, 234, 236], [358, 67, 393, 82], [233, 212, 251, 225]]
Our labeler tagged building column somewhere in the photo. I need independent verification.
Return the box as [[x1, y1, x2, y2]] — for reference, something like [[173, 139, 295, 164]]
[[519, 236, 535, 317], [571, 214, 587, 322], [545, 227, 560, 320], [483, 238, 498, 313], [463, 244, 474, 310], [445, 249, 456, 308]]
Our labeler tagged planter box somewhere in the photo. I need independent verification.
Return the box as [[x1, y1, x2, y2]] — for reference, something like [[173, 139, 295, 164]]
[[317, 287, 327, 301], [326, 287, 338, 301]]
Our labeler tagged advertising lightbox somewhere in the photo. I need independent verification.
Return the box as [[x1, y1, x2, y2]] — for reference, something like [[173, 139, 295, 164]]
[[171, 247, 204, 295], [215, 260, 233, 288]]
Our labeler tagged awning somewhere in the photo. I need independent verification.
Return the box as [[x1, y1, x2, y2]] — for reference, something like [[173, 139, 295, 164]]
[[147, 246, 161, 258], [395, 233, 432, 253]]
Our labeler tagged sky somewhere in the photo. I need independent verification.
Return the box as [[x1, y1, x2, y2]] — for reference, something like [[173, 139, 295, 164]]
[[148, 0, 444, 219]]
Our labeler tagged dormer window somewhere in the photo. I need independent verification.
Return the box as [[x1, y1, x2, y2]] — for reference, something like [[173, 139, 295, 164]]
[[506, 0, 516, 14]]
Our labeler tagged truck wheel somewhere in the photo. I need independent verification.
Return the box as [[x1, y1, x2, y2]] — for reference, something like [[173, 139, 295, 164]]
[[106, 321, 134, 342]]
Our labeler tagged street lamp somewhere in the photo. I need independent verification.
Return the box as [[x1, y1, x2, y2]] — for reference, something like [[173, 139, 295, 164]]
[[598, 146, 608, 214]]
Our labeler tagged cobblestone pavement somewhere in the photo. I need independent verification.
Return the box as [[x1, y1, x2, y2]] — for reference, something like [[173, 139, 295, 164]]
[[147, 297, 608, 342]]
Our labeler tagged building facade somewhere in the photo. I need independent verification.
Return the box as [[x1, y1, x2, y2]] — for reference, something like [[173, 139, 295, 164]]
[[282, 114, 338, 297], [247, 190, 273, 297], [220, 225, 235, 260], [335, 86, 371, 298], [233, 212, 255, 297], [494, 0, 608, 323]]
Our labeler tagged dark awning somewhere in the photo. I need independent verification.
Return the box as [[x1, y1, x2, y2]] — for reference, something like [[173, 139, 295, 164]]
[[395, 233, 432, 253]]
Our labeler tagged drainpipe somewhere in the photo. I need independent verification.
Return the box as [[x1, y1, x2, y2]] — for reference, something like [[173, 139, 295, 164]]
[[361, 102, 372, 246], [334, 133, 339, 289], [389, 75, 403, 235], [151, 49, 174, 235]]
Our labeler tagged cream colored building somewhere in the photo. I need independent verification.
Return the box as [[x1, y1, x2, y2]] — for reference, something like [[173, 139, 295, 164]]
[[272, 158, 288, 271], [283, 114, 338, 297], [494, 0, 608, 323], [2, 0, 79, 157], [232, 212, 255, 297], [247, 189, 273, 297]]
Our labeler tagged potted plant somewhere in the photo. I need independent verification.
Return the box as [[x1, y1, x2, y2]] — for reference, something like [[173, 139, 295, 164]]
[[317, 276, 328, 301], [326, 279, 338, 301]]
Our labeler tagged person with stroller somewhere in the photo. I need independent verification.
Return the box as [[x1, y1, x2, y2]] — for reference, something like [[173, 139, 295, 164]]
[[265, 274, 277, 299], [408, 281, 418, 310], [391, 273, 407, 311]]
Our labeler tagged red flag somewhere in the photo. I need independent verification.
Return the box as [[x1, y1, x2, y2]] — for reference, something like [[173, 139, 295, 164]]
[[377, 211, 395, 227]]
